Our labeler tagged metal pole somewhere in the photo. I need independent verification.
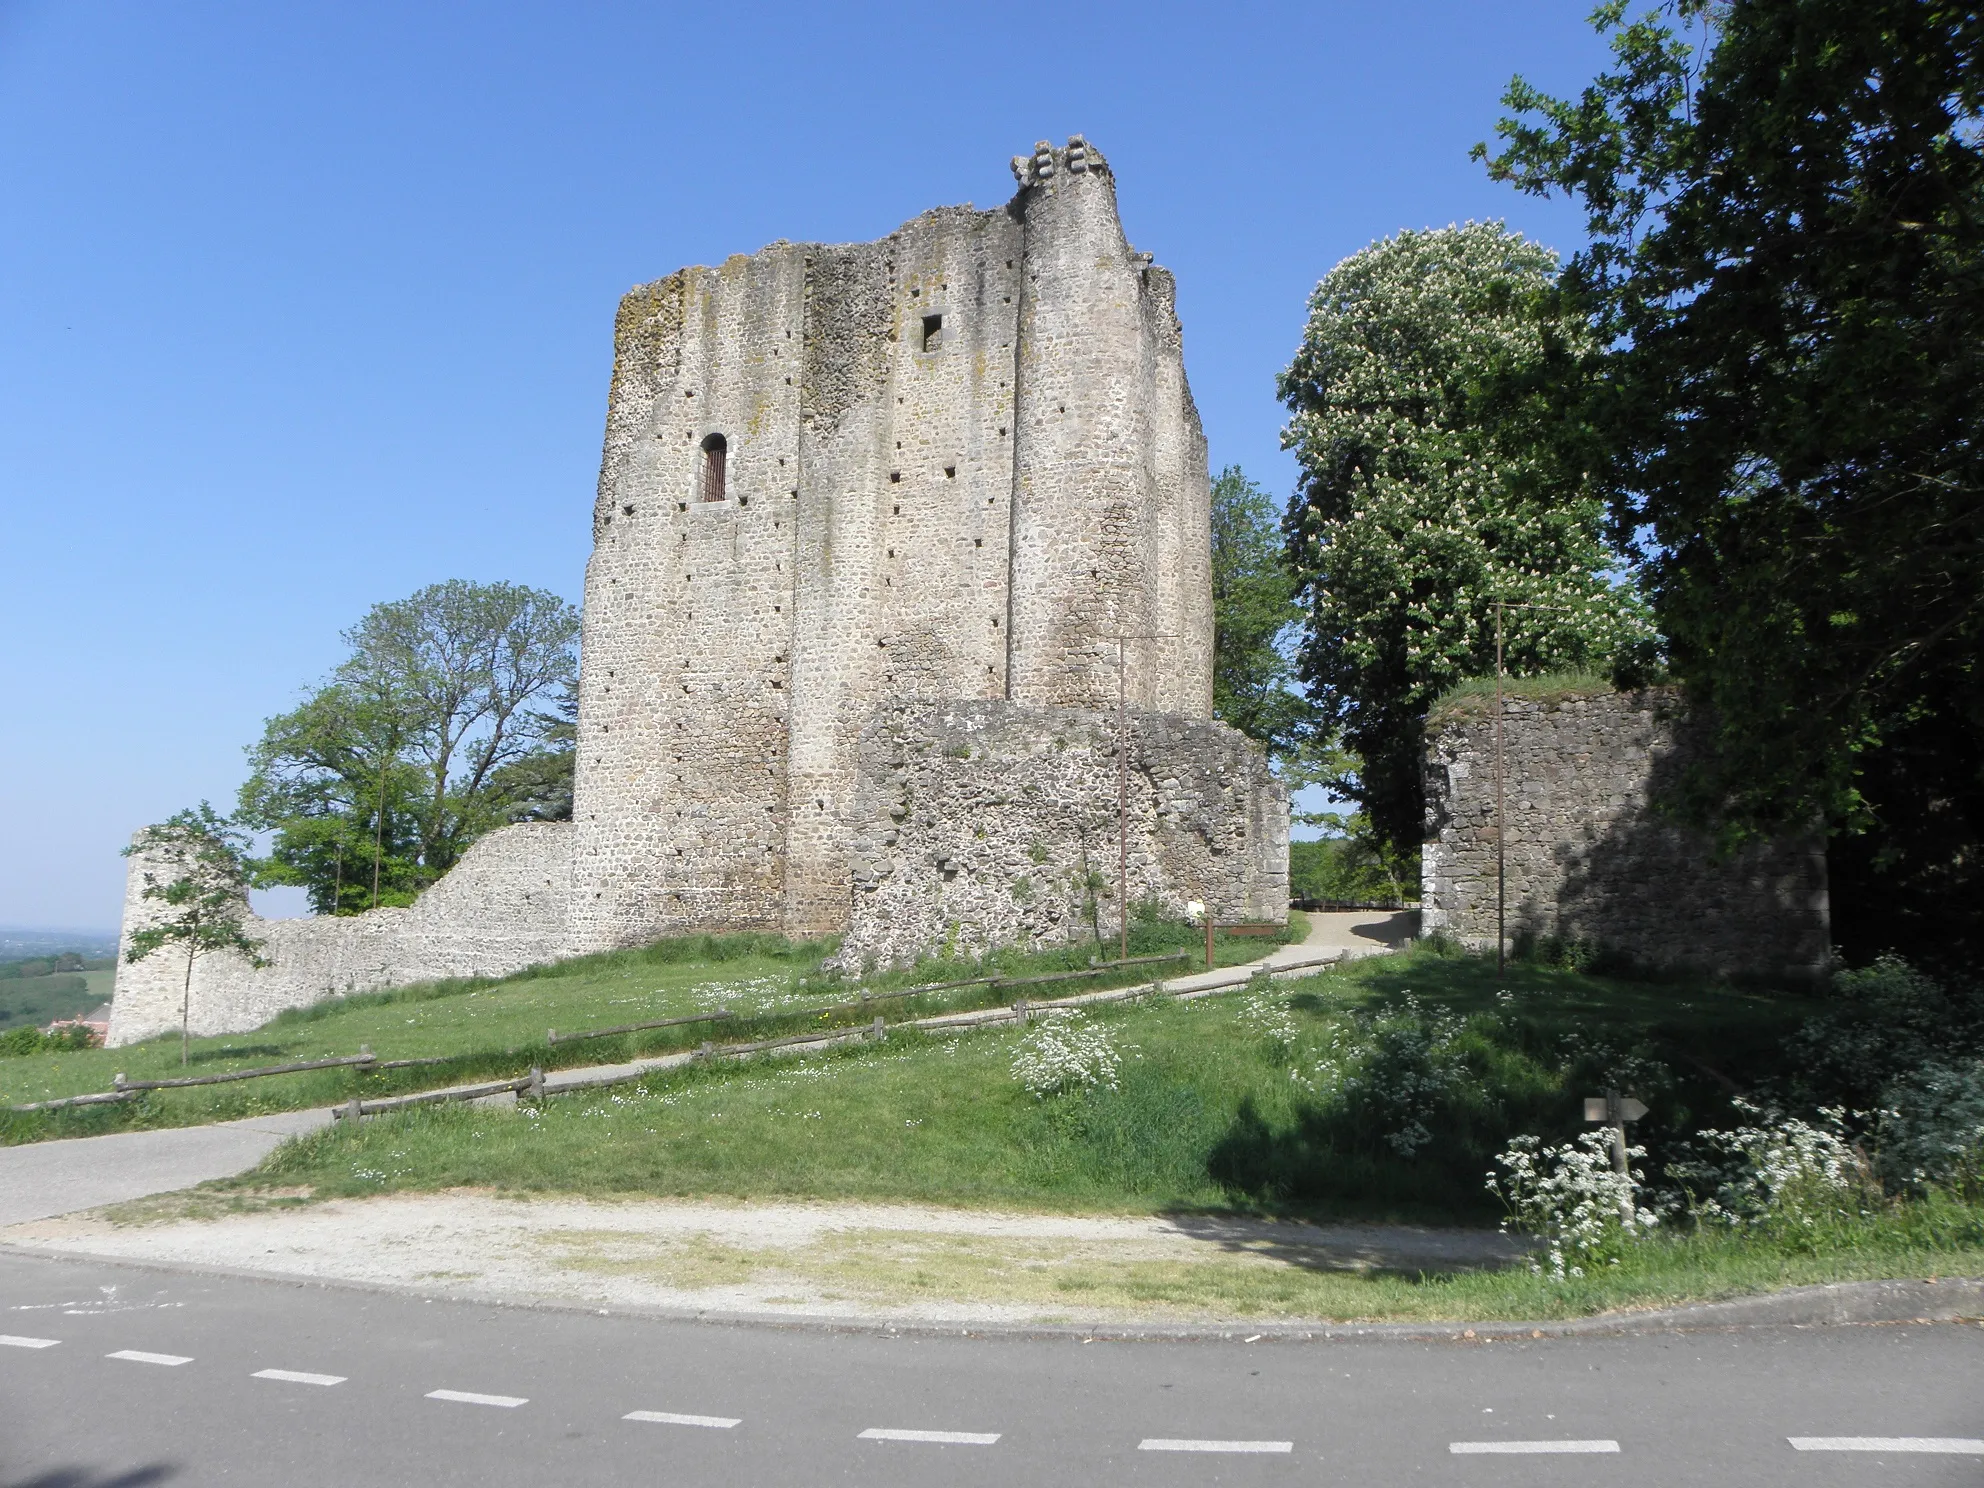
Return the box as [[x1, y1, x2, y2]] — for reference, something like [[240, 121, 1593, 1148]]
[[1495, 600, 1506, 977], [1117, 635, 1129, 964]]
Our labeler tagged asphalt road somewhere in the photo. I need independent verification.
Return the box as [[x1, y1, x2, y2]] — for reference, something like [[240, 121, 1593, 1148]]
[[2, 1251, 1980, 1487]]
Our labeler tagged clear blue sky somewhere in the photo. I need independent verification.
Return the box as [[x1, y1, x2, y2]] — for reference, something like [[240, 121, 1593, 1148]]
[[0, 0, 1604, 933]]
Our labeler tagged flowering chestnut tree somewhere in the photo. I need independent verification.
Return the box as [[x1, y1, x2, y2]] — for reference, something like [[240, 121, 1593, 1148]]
[[1278, 222, 1650, 856]]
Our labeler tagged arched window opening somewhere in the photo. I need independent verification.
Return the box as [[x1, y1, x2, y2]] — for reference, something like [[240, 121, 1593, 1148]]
[[700, 433, 728, 503]]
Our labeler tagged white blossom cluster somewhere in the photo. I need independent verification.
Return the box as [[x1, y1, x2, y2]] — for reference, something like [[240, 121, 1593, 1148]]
[[1284, 992, 1471, 1156], [1238, 991, 1299, 1054], [1487, 1131, 1660, 1280], [1671, 1100, 1872, 1229], [1010, 1011, 1122, 1099], [1278, 221, 1651, 699]]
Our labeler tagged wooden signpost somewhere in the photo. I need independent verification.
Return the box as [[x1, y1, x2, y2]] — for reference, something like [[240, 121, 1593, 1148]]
[[1584, 1089, 1649, 1224]]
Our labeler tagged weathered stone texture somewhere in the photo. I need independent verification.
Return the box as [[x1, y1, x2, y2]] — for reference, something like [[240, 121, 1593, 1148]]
[[108, 824, 571, 1047], [836, 702, 1287, 969], [1421, 687, 1829, 981], [570, 135, 1226, 953], [108, 137, 1283, 1043]]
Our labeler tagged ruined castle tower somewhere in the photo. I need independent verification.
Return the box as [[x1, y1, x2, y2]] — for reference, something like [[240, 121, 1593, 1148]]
[[568, 136, 1228, 953], [107, 138, 1285, 1043]]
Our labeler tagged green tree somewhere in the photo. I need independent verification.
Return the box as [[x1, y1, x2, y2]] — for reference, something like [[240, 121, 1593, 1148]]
[[1210, 466, 1311, 759], [122, 804, 267, 1065], [1277, 222, 1649, 856], [1478, 0, 1984, 959], [239, 581, 580, 913]]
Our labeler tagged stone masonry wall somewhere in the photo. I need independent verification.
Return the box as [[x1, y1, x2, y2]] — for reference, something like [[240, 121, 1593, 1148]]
[[1421, 687, 1829, 981], [569, 136, 1221, 954], [107, 824, 572, 1047], [836, 701, 1287, 969]]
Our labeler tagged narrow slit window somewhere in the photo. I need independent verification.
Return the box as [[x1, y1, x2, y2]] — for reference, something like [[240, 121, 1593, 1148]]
[[921, 314, 943, 351], [700, 433, 727, 502]]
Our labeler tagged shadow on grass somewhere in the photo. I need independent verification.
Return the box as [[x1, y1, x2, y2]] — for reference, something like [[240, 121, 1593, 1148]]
[[184, 1044, 287, 1066], [1155, 1208, 1525, 1280]]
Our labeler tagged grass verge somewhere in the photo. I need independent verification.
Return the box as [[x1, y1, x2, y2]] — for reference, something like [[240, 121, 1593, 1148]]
[[522, 1217, 1984, 1323]]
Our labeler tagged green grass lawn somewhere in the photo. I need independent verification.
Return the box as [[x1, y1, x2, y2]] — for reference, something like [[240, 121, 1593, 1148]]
[[236, 941, 1822, 1223], [0, 920, 1289, 1143]]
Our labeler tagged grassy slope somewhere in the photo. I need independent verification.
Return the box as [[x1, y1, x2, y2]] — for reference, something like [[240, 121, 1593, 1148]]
[[0, 923, 1285, 1143], [226, 944, 1984, 1319], [245, 945, 1823, 1221]]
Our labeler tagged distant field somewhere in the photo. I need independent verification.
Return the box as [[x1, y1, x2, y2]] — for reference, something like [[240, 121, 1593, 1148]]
[[0, 974, 102, 1033]]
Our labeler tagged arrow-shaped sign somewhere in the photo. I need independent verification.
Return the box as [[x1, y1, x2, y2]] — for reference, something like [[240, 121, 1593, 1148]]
[[1585, 1095, 1649, 1123]]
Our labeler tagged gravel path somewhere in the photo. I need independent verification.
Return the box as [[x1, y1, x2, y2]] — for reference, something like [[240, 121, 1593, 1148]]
[[1, 1190, 1521, 1325]]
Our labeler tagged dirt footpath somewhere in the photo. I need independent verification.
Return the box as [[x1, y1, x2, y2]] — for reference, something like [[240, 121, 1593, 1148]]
[[2, 1191, 1520, 1326]]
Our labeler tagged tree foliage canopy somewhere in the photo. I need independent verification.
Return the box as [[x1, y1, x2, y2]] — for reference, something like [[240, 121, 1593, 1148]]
[[1209, 466, 1311, 761], [1479, 0, 1984, 955], [122, 804, 264, 970], [1278, 221, 1650, 854], [237, 580, 579, 913]]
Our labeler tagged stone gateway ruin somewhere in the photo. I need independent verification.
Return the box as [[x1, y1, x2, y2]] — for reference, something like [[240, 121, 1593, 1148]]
[[1420, 685, 1830, 982], [109, 138, 1290, 1046]]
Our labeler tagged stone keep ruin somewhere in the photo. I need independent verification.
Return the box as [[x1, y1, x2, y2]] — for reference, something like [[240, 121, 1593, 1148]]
[[109, 137, 1290, 1046]]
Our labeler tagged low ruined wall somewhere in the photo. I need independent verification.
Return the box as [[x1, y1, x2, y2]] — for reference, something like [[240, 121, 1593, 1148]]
[[1421, 687, 1829, 981], [836, 701, 1288, 969], [107, 823, 574, 1047]]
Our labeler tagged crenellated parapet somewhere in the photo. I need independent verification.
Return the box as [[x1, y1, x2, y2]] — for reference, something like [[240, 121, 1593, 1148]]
[[1010, 134, 1108, 188]]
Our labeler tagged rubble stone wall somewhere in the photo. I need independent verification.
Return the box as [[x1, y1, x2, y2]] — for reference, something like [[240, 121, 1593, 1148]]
[[837, 701, 1287, 969], [107, 824, 572, 1048], [1421, 687, 1829, 981]]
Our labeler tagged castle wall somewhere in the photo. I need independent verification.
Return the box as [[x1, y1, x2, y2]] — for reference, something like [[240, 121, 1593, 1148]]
[[1421, 688, 1830, 981], [107, 823, 572, 1047], [782, 209, 1025, 934], [568, 249, 806, 953], [571, 136, 1220, 949], [1005, 142, 1208, 714], [837, 702, 1287, 969]]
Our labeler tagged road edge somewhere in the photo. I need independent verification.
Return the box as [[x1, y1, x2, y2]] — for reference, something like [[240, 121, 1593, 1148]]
[[2, 1242, 1976, 1343]]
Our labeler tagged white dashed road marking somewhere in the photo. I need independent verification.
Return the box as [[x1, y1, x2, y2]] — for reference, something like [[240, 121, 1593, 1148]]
[[1450, 1440, 1620, 1454], [1789, 1438, 1984, 1454], [427, 1389, 528, 1408], [859, 1428, 1001, 1445], [1139, 1439, 1294, 1453], [0, 1336, 60, 1349], [107, 1351, 192, 1367], [624, 1411, 741, 1429], [254, 1369, 346, 1387]]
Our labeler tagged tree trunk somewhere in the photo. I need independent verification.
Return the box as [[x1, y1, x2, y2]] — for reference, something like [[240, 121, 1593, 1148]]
[[180, 907, 199, 1067]]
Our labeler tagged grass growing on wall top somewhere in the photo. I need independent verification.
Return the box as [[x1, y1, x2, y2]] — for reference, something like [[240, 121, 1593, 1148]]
[[1427, 671, 1627, 726]]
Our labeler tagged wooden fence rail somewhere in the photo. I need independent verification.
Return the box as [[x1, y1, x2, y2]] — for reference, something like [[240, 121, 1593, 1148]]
[[112, 1052, 377, 1093], [547, 1009, 732, 1047], [333, 1071, 540, 1122]]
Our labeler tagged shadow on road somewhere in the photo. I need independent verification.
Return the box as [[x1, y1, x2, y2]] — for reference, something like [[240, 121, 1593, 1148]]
[[7, 1468, 179, 1488]]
